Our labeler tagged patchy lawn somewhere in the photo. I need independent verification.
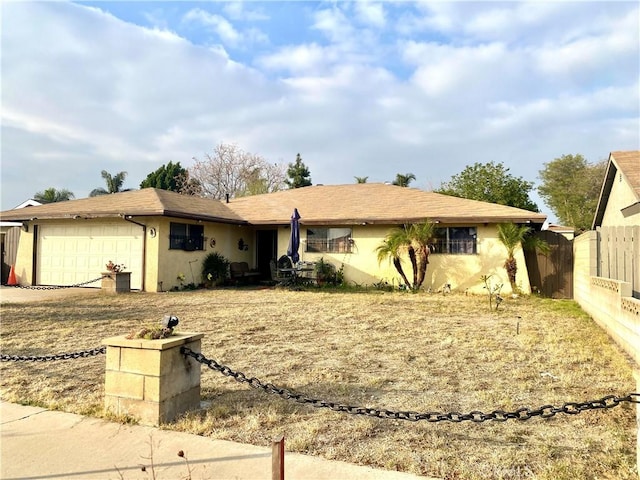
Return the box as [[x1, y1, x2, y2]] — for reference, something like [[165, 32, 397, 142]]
[[0, 288, 637, 479]]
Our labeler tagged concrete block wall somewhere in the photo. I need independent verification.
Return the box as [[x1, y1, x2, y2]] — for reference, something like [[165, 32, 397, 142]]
[[103, 333, 203, 425], [574, 232, 640, 366]]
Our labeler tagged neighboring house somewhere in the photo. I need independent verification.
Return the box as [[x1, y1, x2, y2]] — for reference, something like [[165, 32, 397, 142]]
[[591, 150, 640, 297], [1, 199, 42, 284], [574, 150, 640, 365], [0, 185, 546, 293], [592, 150, 640, 229], [544, 224, 575, 241]]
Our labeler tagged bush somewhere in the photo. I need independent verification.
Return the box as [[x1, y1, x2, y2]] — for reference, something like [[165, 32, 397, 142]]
[[202, 252, 229, 286]]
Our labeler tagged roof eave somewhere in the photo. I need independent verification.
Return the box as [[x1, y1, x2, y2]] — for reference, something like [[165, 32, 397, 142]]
[[592, 155, 617, 229]]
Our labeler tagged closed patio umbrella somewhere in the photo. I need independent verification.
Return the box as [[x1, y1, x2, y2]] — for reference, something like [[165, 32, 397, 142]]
[[287, 208, 301, 264]]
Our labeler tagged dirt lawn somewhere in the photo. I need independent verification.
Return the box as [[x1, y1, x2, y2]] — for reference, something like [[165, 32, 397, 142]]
[[0, 287, 637, 480]]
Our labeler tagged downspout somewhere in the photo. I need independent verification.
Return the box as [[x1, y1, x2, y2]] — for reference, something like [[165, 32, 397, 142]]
[[121, 214, 146, 292]]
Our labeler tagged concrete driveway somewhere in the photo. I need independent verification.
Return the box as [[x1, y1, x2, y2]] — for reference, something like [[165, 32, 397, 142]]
[[0, 285, 103, 303]]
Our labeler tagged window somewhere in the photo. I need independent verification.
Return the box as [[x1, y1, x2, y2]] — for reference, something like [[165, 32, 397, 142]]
[[306, 227, 352, 253], [432, 227, 477, 254], [169, 222, 204, 251]]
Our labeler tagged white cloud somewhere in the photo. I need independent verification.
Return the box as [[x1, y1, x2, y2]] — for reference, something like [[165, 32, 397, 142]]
[[1, 1, 638, 217], [354, 2, 386, 28], [257, 43, 331, 74], [182, 8, 242, 46], [222, 1, 269, 22]]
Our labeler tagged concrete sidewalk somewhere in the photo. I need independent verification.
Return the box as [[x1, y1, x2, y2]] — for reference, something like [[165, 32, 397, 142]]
[[0, 402, 433, 480]]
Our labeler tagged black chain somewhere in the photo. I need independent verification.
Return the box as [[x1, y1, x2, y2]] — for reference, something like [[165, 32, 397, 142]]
[[1, 346, 106, 362], [6, 276, 107, 290], [182, 347, 640, 423]]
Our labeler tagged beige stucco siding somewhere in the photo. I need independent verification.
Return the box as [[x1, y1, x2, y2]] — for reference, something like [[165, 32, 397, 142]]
[[601, 170, 640, 227], [274, 223, 530, 294], [153, 218, 257, 292]]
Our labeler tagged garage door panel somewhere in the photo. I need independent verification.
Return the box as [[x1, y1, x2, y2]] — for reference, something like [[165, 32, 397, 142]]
[[37, 223, 143, 289]]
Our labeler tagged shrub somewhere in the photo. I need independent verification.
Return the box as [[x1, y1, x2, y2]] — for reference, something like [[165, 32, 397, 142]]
[[202, 252, 229, 286]]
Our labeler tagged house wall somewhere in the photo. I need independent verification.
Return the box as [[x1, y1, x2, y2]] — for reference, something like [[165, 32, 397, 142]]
[[277, 223, 531, 294], [601, 167, 640, 227], [9, 217, 259, 292], [574, 231, 640, 366], [12, 224, 35, 285], [152, 218, 255, 292]]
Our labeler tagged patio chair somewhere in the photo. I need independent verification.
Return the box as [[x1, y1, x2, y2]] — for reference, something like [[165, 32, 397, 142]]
[[270, 259, 293, 283]]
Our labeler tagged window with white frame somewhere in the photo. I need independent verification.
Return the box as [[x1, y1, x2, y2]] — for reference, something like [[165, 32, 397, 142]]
[[306, 227, 353, 253]]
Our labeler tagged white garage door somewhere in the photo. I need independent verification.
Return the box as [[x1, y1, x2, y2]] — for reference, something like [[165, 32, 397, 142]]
[[37, 222, 143, 289]]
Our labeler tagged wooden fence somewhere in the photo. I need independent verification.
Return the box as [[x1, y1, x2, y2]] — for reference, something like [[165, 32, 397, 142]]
[[597, 226, 639, 299]]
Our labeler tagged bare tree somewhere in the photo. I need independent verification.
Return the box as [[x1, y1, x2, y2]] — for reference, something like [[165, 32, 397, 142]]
[[188, 143, 286, 199]]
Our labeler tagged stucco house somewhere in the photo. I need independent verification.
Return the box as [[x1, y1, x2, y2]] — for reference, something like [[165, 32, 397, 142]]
[[1, 199, 42, 284], [0, 184, 546, 293], [573, 149, 639, 365], [592, 150, 640, 229]]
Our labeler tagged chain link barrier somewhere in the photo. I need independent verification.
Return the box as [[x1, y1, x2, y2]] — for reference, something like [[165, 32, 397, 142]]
[[182, 347, 639, 423], [5, 275, 106, 290], [1, 346, 106, 362]]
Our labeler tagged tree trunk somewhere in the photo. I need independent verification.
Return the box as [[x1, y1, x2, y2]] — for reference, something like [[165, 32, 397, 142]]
[[504, 256, 518, 292], [393, 258, 411, 288], [408, 245, 417, 288]]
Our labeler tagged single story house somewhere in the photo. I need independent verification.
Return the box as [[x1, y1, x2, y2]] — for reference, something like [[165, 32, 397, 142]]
[[0, 184, 546, 293], [1, 199, 42, 284], [592, 150, 640, 229], [590, 149, 640, 298]]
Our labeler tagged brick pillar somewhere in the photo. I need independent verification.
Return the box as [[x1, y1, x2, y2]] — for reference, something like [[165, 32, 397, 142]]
[[103, 332, 203, 426]]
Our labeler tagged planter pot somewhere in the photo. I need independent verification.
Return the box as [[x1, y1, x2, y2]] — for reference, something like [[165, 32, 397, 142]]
[[102, 271, 131, 293]]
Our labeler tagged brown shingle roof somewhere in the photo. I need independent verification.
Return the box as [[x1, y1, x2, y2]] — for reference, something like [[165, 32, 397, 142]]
[[611, 150, 640, 196], [0, 188, 247, 224], [592, 150, 640, 228], [0, 184, 547, 226], [226, 183, 546, 225]]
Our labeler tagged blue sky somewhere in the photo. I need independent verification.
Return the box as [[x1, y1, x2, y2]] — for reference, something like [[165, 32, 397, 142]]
[[2, 1, 639, 222]]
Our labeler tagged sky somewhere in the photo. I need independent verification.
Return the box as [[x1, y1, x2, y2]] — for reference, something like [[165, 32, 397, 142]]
[[2, 1, 639, 222]]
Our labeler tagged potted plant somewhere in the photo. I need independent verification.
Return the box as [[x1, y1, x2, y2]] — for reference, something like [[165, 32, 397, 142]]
[[102, 260, 131, 293]]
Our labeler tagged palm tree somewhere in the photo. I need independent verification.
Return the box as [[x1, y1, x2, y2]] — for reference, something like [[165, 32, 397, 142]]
[[407, 221, 436, 288], [376, 233, 411, 288], [392, 173, 416, 187], [90, 170, 130, 197], [354, 176, 368, 183], [33, 187, 75, 203], [496, 223, 549, 293]]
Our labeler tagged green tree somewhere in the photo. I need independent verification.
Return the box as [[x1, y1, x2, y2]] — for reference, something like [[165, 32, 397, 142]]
[[538, 154, 606, 231], [392, 173, 416, 187], [286, 153, 312, 189], [437, 162, 539, 211], [140, 161, 188, 192], [376, 232, 411, 288], [496, 223, 550, 293], [90, 170, 130, 197], [33, 187, 75, 203], [376, 221, 436, 290], [354, 176, 368, 183], [407, 221, 436, 288]]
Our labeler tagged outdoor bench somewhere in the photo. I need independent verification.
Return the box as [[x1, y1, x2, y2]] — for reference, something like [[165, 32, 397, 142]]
[[229, 262, 261, 283]]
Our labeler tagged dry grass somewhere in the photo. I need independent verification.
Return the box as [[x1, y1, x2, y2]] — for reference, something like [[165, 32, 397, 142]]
[[0, 287, 637, 479]]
